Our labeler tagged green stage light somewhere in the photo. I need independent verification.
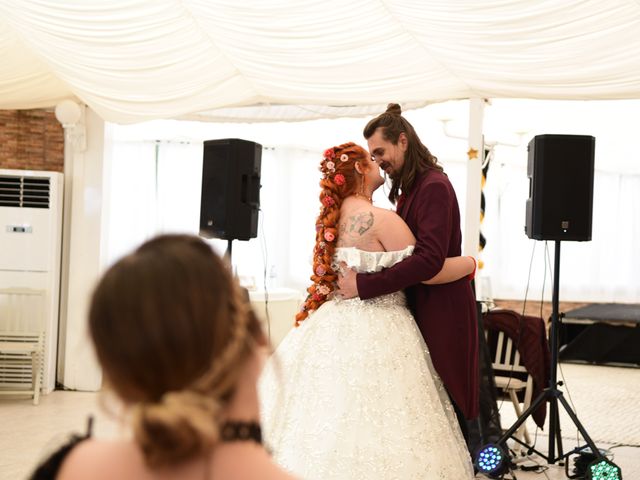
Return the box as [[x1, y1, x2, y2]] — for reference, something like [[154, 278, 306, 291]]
[[586, 458, 622, 480]]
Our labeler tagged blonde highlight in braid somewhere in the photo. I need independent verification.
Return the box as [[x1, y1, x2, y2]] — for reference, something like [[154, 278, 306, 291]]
[[192, 278, 257, 396], [88, 234, 264, 468], [295, 142, 371, 325]]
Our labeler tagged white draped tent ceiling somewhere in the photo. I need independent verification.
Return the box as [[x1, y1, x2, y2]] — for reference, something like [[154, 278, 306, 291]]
[[1, 0, 640, 123]]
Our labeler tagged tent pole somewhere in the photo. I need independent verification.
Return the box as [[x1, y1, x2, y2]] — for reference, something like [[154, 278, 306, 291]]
[[463, 98, 485, 272]]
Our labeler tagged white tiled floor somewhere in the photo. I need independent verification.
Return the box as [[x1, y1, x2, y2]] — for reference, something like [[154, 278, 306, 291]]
[[482, 362, 640, 479], [1, 363, 638, 479]]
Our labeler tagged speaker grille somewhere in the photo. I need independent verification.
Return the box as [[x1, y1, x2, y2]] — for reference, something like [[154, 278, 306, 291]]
[[199, 139, 261, 240], [525, 134, 595, 241]]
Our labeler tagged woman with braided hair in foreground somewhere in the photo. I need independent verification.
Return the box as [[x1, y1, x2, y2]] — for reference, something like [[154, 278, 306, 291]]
[[33, 234, 297, 480], [259, 143, 475, 479]]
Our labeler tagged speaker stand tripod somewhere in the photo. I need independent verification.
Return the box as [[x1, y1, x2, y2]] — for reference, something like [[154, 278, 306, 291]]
[[225, 239, 233, 265], [495, 240, 604, 467]]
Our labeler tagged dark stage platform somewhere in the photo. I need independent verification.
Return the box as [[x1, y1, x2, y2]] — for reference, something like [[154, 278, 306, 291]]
[[559, 303, 640, 366]]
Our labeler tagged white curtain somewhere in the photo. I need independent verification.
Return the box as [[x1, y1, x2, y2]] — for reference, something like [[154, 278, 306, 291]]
[[106, 140, 203, 266], [106, 141, 157, 263], [106, 135, 640, 304], [481, 158, 640, 303], [106, 140, 323, 293]]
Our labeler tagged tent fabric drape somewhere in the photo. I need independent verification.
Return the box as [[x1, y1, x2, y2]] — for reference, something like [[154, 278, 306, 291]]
[[1, 1, 640, 123]]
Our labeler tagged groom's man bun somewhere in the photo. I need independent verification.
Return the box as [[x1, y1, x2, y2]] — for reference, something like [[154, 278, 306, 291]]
[[385, 103, 402, 115]]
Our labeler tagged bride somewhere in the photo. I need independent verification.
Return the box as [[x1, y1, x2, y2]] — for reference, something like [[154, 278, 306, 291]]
[[259, 142, 475, 479]]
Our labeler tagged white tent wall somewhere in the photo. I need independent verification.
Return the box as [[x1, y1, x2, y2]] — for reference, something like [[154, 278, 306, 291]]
[[481, 149, 640, 303], [8, 100, 633, 392], [6, 98, 638, 392], [105, 98, 640, 304], [2, 0, 640, 390]]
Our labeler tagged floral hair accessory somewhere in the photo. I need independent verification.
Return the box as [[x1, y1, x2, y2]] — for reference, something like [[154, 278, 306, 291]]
[[315, 265, 327, 276], [323, 231, 335, 242], [317, 284, 330, 296], [340, 153, 349, 162], [324, 148, 335, 160], [322, 196, 335, 207], [312, 292, 323, 301], [334, 173, 345, 185], [326, 161, 335, 172]]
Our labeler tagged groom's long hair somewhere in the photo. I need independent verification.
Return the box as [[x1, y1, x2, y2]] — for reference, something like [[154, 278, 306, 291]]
[[363, 103, 443, 204]]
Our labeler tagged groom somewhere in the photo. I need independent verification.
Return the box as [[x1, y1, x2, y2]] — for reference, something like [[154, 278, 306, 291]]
[[337, 103, 479, 442]]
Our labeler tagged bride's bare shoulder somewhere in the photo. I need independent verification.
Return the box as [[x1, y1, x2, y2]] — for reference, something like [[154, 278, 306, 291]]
[[372, 206, 406, 228], [372, 207, 416, 251]]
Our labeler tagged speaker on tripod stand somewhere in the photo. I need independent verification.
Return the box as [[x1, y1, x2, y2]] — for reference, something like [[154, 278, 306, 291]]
[[199, 138, 262, 263], [475, 135, 622, 479]]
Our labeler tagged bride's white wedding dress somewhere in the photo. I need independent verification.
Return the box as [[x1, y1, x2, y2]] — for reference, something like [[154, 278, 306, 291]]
[[259, 246, 474, 479]]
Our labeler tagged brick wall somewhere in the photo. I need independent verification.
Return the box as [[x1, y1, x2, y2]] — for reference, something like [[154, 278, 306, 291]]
[[0, 109, 64, 172]]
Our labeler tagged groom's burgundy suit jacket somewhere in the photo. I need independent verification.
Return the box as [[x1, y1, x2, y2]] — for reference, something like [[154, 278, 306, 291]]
[[357, 170, 479, 419]]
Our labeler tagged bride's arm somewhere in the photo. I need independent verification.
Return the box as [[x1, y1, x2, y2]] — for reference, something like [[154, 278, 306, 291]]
[[422, 256, 475, 285], [375, 209, 474, 284], [373, 208, 474, 284]]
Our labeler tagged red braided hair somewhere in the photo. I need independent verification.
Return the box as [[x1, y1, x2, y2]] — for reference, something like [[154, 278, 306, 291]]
[[295, 142, 371, 325]]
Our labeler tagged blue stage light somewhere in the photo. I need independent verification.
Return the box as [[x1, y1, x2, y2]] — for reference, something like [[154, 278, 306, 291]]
[[475, 443, 508, 477]]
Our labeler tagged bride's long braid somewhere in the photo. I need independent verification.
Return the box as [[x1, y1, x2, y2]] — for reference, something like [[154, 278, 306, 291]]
[[295, 142, 369, 325]]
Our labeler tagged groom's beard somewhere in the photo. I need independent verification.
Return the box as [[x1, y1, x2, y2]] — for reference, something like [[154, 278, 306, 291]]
[[386, 169, 402, 187], [383, 171, 395, 187]]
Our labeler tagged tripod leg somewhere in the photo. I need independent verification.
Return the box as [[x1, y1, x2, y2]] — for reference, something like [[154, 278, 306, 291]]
[[547, 399, 565, 464], [497, 388, 548, 445], [556, 393, 600, 455], [548, 392, 562, 463], [554, 405, 564, 462]]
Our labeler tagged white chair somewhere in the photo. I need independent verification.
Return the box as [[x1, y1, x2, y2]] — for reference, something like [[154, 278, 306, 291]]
[[486, 329, 534, 448], [0, 288, 46, 405]]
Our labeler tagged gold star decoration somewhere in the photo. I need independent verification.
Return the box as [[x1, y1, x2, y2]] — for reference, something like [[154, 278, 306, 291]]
[[467, 148, 479, 160]]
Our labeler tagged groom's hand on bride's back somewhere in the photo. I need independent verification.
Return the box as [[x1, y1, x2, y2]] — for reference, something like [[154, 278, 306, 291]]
[[335, 262, 359, 299]]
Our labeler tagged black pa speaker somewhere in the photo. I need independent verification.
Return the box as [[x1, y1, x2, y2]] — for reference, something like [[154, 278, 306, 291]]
[[525, 134, 595, 241], [199, 138, 261, 240]]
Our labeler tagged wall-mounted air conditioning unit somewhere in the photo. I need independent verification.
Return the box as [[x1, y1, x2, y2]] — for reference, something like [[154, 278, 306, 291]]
[[0, 169, 64, 394]]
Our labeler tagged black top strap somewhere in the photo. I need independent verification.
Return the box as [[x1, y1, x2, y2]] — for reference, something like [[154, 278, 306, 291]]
[[28, 416, 94, 480]]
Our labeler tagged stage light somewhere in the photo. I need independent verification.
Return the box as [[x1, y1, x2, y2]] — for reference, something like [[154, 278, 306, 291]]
[[475, 443, 508, 477], [586, 458, 622, 480]]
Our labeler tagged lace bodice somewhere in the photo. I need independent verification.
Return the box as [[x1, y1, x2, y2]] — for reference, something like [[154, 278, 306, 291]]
[[333, 246, 414, 274], [332, 246, 414, 309]]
